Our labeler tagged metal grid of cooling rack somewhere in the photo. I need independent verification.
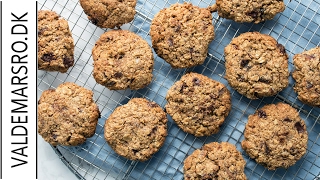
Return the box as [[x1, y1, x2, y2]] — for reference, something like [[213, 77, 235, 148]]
[[37, 0, 320, 179]]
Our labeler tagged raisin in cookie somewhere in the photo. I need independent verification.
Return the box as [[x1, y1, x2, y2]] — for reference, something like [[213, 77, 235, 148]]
[[104, 98, 167, 161], [38, 82, 100, 146], [292, 47, 320, 107], [92, 30, 154, 90], [241, 103, 308, 170], [184, 142, 247, 180], [80, 0, 136, 28], [38, 10, 74, 73], [165, 72, 231, 137], [150, 3, 214, 68], [209, 0, 285, 23], [224, 32, 289, 99]]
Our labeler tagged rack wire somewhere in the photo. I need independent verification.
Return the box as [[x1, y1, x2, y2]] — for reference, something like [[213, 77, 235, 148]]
[[37, 0, 320, 179]]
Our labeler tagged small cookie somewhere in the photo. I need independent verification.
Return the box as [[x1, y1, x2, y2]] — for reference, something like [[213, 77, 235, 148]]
[[184, 142, 247, 180], [80, 0, 136, 28], [104, 98, 167, 161], [38, 82, 100, 146], [292, 47, 320, 107], [224, 32, 289, 99], [210, 0, 285, 23], [241, 103, 308, 170], [92, 30, 154, 90], [150, 3, 214, 68], [165, 72, 231, 136], [38, 10, 74, 73]]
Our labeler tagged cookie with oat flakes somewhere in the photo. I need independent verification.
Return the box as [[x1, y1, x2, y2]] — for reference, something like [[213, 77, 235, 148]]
[[80, 0, 136, 28], [292, 47, 320, 107], [104, 98, 167, 161], [184, 142, 247, 180], [150, 3, 215, 68], [209, 0, 285, 23], [241, 102, 308, 170], [92, 30, 154, 90], [224, 32, 289, 99], [38, 82, 100, 146], [38, 10, 74, 73], [165, 72, 231, 137]]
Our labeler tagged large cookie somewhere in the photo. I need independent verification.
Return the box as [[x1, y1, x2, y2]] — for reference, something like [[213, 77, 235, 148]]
[[38, 10, 74, 73], [292, 47, 320, 107], [150, 3, 214, 68], [104, 98, 167, 161], [38, 82, 100, 146], [92, 30, 154, 90], [165, 72, 231, 137], [241, 103, 308, 170], [224, 32, 289, 99], [184, 142, 247, 180], [80, 0, 136, 28], [210, 0, 285, 23]]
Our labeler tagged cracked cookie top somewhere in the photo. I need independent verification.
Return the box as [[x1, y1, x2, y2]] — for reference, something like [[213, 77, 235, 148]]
[[38, 82, 100, 146], [92, 30, 154, 90], [38, 10, 74, 73], [224, 32, 289, 99], [292, 47, 320, 107], [80, 0, 136, 28], [165, 72, 231, 137], [241, 102, 308, 170], [104, 98, 167, 161], [184, 142, 247, 180], [150, 3, 214, 68]]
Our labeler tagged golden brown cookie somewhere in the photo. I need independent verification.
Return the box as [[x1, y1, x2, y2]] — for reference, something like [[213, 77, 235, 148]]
[[241, 103, 308, 170], [150, 3, 214, 68], [104, 98, 167, 161], [165, 72, 231, 137], [184, 142, 247, 180], [38, 82, 100, 146], [210, 0, 285, 23], [38, 10, 74, 73], [80, 0, 136, 28], [292, 47, 320, 107], [224, 32, 289, 99], [92, 30, 154, 90]]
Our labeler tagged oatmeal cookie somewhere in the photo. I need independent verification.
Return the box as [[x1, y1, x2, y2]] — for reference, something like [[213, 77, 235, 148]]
[[165, 72, 231, 136], [224, 32, 289, 99], [80, 0, 136, 28], [92, 30, 154, 90], [104, 98, 167, 161], [38, 82, 100, 146], [209, 0, 285, 23], [184, 142, 247, 180], [38, 10, 74, 73], [241, 103, 308, 170], [150, 3, 215, 68], [292, 47, 320, 107]]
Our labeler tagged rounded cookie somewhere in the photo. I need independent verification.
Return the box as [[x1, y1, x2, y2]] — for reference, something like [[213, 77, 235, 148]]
[[210, 0, 285, 23], [150, 3, 214, 68], [224, 32, 289, 99], [292, 47, 320, 107], [241, 103, 308, 170], [80, 0, 136, 28], [38, 82, 100, 146], [184, 142, 247, 180], [104, 98, 167, 161], [92, 30, 154, 90], [38, 10, 74, 73], [165, 72, 231, 137]]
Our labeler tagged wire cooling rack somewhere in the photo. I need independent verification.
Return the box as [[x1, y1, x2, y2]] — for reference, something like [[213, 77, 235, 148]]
[[37, 0, 320, 179]]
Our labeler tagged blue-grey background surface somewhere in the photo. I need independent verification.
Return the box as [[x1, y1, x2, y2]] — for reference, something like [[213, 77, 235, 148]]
[[37, 0, 320, 179]]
